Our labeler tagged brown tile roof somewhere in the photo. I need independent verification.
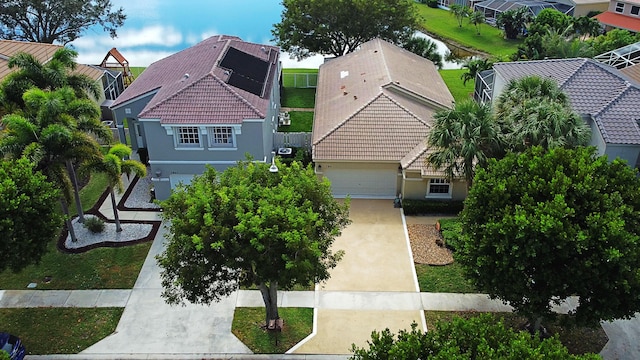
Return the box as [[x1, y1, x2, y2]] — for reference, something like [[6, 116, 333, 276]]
[[0, 39, 104, 82], [595, 11, 640, 32], [112, 35, 279, 124], [313, 38, 453, 163], [493, 58, 640, 145], [621, 63, 640, 85]]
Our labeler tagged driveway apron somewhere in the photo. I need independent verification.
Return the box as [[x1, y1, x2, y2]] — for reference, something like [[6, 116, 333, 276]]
[[293, 199, 423, 354]]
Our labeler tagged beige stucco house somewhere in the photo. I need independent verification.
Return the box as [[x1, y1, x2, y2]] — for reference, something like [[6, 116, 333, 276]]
[[312, 38, 466, 200]]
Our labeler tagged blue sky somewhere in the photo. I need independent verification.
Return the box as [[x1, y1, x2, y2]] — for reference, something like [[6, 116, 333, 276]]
[[70, 0, 324, 68]]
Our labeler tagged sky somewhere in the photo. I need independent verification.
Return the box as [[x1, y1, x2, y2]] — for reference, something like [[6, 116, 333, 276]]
[[70, 0, 325, 68]]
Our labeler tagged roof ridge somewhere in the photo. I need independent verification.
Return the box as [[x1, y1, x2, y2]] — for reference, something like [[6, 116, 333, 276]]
[[314, 92, 386, 146], [593, 82, 634, 118], [400, 141, 428, 169], [557, 58, 589, 88]]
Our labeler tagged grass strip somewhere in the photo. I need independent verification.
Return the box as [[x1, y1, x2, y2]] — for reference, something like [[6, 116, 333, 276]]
[[439, 69, 474, 103], [232, 307, 313, 353], [0, 307, 123, 354], [279, 111, 313, 133], [415, 262, 478, 293], [281, 87, 316, 108]]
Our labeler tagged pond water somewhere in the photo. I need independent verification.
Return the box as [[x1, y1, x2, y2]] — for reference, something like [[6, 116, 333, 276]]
[[415, 31, 476, 70]]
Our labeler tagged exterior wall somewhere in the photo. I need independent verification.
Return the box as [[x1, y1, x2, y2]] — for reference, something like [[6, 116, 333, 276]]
[[574, 2, 609, 16], [402, 171, 468, 201], [608, 0, 640, 17], [111, 92, 157, 150], [603, 143, 640, 165]]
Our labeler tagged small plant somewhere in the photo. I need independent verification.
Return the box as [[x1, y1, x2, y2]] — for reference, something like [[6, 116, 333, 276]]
[[84, 216, 105, 233]]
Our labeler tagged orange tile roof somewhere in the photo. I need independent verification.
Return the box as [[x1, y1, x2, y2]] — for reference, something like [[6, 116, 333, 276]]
[[595, 11, 640, 32]]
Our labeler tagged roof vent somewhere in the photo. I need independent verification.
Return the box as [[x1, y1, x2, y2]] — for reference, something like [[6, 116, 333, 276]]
[[261, 46, 266, 52], [181, 73, 190, 81], [340, 70, 349, 79]]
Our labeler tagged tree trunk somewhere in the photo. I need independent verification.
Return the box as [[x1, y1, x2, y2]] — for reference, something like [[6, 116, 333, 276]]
[[60, 198, 77, 242], [110, 187, 122, 232], [259, 281, 279, 327], [66, 160, 85, 223], [527, 315, 544, 335]]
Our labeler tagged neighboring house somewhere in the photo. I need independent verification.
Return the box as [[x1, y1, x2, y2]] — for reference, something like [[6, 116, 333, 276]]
[[110, 35, 281, 200], [595, 0, 640, 32], [312, 38, 465, 200], [0, 39, 124, 120], [475, 58, 640, 167], [473, 0, 606, 20]]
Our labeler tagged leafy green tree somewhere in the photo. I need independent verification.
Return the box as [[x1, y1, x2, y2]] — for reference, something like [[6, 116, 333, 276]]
[[157, 159, 350, 325], [401, 36, 443, 69], [84, 144, 146, 232], [0, 157, 63, 273], [497, 7, 532, 39], [459, 146, 640, 332], [460, 57, 494, 85], [272, 0, 419, 59], [468, 10, 486, 35], [534, 8, 571, 33], [351, 314, 600, 359], [572, 15, 602, 40], [0, 47, 100, 110], [494, 76, 590, 151], [0, 0, 126, 44], [450, 4, 470, 28], [541, 29, 595, 59], [587, 28, 640, 54], [426, 99, 503, 189]]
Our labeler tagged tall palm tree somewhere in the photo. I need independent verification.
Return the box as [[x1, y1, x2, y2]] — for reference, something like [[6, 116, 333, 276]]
[[469, 11, 486, 35], [497, 7, 532, 39], [0, 47, 100, 110], [493, 75, 568, 119], [426, 99, 503, 188], [460, 58, 494, 85], [450, 4, 470, 28], [85, 144, 146, 232]]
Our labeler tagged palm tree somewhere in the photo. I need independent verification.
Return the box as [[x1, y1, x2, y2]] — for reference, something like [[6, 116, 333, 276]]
[[450, 5, 470, 28], [460, 58, 494, 85], [426, 99, 503, 188], [85, 144, 146, 232], [0, 47, 100, 109], [572, 16, 602, 41], [497, 7, 532, 39], [494, 76, 591, 151], [401, 37, 443, 69], [469, 11, 486, 35]]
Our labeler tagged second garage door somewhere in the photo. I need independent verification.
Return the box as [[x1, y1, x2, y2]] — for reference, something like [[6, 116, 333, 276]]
[[323, 167, 397, 198]]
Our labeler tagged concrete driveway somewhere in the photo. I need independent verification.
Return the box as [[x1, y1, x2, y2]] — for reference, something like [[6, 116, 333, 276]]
[[293, 199, 423, 354]]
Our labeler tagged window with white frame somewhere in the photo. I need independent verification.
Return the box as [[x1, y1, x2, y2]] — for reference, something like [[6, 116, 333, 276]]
[[632, 5, 639, 15], [427, 178, 451, 196], [176, 127, 200, 147], [616, 2, 625, 12], [208, 126, 234, 147]]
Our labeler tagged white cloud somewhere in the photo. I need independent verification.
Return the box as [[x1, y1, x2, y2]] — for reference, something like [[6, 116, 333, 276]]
[[280, 52, 324, 69], [72, 25, 183, 50], [75, 48, 174, 67]]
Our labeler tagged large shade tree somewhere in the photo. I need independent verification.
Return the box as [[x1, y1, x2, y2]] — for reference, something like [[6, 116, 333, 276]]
[[272, 0, 419, 59], [0, 157, 63, 273], [0, 0, 126, 44], [459, 146, 640, 332], [157, 159, 350, 325]]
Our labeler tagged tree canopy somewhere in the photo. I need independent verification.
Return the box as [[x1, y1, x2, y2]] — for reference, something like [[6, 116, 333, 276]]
[[458, 146, 640, 330], [351, 314, 599, 359], [0, 157, 63, 273], [272, 0, 419, 59], [157, 159, 350, 324], [0, 0, 126, 44]]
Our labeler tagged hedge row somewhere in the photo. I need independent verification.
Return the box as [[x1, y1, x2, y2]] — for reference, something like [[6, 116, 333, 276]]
[[402, 199, 465, 215]]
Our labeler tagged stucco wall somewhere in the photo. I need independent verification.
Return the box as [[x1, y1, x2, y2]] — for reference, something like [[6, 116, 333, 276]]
[[402, 172, 468, 201]]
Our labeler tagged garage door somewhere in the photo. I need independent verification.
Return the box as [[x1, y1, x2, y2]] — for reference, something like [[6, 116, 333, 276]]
[[323, 168, 397, 198]]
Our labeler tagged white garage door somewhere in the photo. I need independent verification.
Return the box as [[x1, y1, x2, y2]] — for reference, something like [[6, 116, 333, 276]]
[[323, 168, 397, 198]]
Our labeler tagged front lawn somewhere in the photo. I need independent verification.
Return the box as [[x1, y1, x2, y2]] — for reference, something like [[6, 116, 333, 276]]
[[439, 69, 474, 103], [415, 262, 477, 293], [279, 111, 313, 133], [415, 5, 520, 57], [0, 307, 123, 354], [232, 307, 313, 353]]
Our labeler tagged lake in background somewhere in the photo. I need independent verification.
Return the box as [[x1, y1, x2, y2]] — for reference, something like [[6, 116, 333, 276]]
[[71, 0, 466, 69]]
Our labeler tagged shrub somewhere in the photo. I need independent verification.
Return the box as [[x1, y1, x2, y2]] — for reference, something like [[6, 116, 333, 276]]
[[439, 217, 463, 251], [84, 216, 105, 233], [402, 199, 464, 215], [427, 0, 439, 8]]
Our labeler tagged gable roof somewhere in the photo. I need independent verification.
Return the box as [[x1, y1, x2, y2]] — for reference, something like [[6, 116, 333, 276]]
[[312, 38, 454, 162], [0, 39, 103, 82], [111, 35, 279, 124], [493, 58, 640, 145], [595, 11, 640, 32]]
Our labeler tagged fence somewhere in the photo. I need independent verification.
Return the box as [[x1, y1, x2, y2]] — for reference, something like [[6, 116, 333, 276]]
[[282, 73, 318, 88], [274, 132, 312, 151]]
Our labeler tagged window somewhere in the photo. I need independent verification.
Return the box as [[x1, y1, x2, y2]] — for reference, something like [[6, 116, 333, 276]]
[[208, 126, 234, 147], [428, 178, 450, 196], [632, 5, 640, 15], [176, 127, 200, 147], [615, 2, 624, 12]]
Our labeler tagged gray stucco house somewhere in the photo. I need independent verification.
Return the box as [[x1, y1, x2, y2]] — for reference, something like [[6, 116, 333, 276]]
[[475, 58, 640, 167], [110, 35, 281, 200]]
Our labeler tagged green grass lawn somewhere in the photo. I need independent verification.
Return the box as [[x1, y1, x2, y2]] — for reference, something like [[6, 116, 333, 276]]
[[128, 67, 146, 78], [282, 69, 318, 88], [424, 311, 608, 356], [279, 111, 313, 133], [415, 262, 478, 293], [0, 307, 123, 354], [232, 307, 313, 353], [282, 87, 316, 108], [439, 69, 474, 103], [70, 172, 110, 217], [415, 5, 520, 57]]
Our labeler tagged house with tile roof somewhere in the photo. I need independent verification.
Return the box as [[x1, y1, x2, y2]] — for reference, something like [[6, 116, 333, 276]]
[[475, 58, 640, 167], [312, 38, 465, 200], [595, 0, 640, 32], [0, 39, 125, 120], [110, 35, 281, 200]]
